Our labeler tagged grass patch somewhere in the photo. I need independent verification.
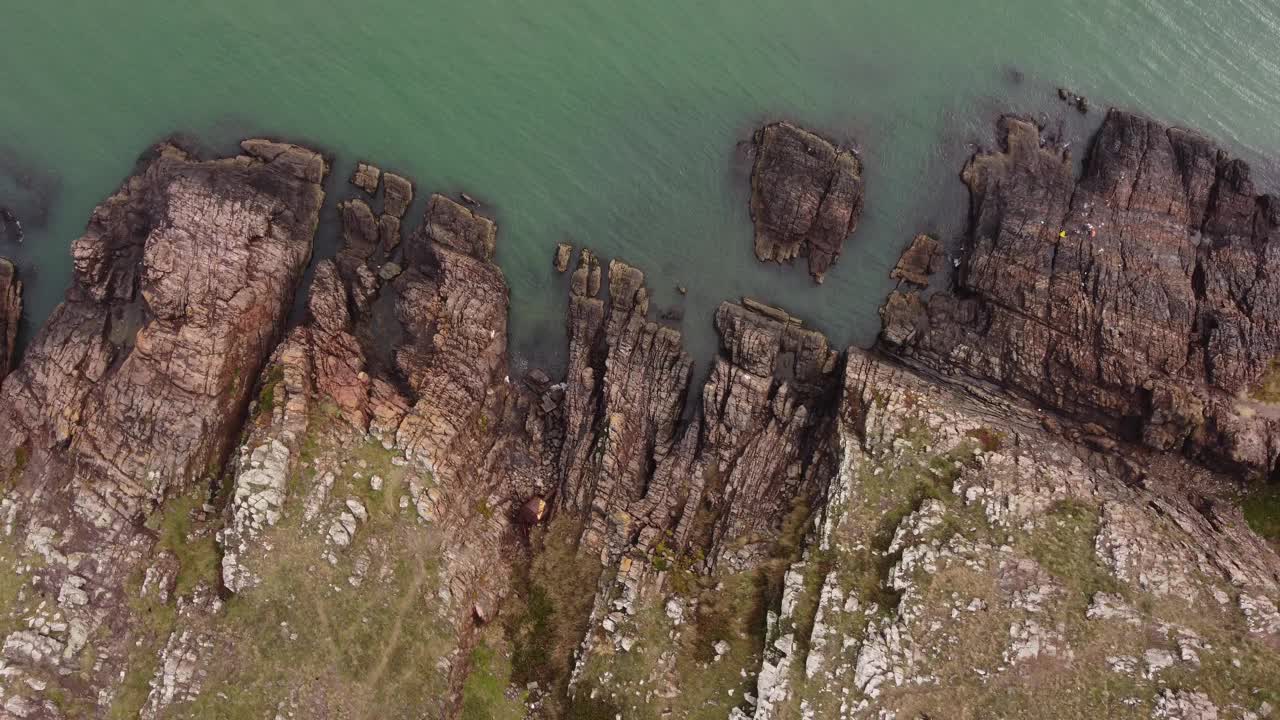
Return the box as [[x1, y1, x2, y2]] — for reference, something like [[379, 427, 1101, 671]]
[[4, 444, 29, 490], [1250, 358, 1280, 403], [109, 578, 180, 719], [254, 365, 285, 419], [176, 520, 452, 719], [1025, 498, 1118, 606], [504, 517, 602, 708], [154, 491, 222, 596], [575, 571, 765, 720], [1242, 482, 1280, 549], [461, 635, 526, 720]]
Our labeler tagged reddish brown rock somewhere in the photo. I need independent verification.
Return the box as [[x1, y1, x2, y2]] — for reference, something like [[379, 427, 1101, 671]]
[[0, 257, 20, 379], [0, 138, 325, 707], [749, 122, 865, 283], [382, 172, 414, 218], [410, 193, 497, 263], [882, 110, 1280, 474], [554, 242, 572, 272], [351, 161, 381, 194], [891, 234, 943, 286]]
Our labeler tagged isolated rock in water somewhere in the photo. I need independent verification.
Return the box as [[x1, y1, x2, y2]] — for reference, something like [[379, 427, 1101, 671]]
[[0, 257, 20, 378], [351, 161, 381, 194], [382, 172, 413, 218], [554, 242, 573, 272], [749, 121, 864, 282], [884, 110, 1280, 473], [890, 234, 942, 286]]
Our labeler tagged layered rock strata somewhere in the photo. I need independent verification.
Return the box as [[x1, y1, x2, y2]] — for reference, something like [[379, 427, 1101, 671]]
[[749, 122, 865, 282], [0, 108, 1277, 719], [0, 257, 19, 379], [881, 110, 1280, 475], [0, 139, 325, 715]]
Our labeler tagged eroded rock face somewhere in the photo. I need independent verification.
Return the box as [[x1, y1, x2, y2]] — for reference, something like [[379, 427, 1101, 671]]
[[890, 234, 942, 287], [882, 110, 1280, 474], [0, 138, 325, 710], [552, 250, 840, 565], [0, 257, 20, 379], [749, 122, 865, 283], [3, 110, 1280, 719]]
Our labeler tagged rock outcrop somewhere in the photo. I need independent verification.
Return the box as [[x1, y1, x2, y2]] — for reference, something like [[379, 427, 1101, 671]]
[[749, 122, 865, 283], [0, 108, 1278, 720], [351, 161, 380, 194], [0, 257, 19, 378], [0, 138, 325, 713], [890, 233, 942, 287], [882, 110, 1280, 475]]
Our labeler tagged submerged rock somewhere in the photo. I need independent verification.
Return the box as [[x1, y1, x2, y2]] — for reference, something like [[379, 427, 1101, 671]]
[[748, 121, 865, 283]]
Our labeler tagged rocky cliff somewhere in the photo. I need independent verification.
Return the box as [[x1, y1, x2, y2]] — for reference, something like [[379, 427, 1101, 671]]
[[0, 258, 19, 379], [0, 139, 325, 717], [0, 109, 1276, 720], [881, 110, 1280, 477]]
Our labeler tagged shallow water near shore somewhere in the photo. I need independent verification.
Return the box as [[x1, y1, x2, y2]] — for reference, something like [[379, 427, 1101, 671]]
[[1, 0, 1279, 370]]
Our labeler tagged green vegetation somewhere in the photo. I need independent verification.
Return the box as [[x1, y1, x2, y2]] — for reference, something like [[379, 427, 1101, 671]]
[[174, 518, 452, 720], [1242, 482, 1280, 550], [0, 544, 31, 640], [254, 365, 286, 419], [108, 398, 454, 719], [461, 636, 526, 720], [5, 444, 29, 489], [573, 571, 764, 720], [1025, 498, 1118, 606], [1249, 358, 1280, 403], [504, 518, 602, 712], [154, 491, 222, 597], [109, 574, 180, 719]]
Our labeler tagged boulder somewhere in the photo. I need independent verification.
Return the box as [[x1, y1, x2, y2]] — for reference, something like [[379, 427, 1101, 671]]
[[890, 234, 942, 287], [351, 161, 381, 194], [554, 242, 573, 273], [382, 172, 413, 218]]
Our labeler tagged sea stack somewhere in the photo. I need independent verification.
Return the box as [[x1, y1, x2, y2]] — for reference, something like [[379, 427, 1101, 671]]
[[748, 121, 865, 283]]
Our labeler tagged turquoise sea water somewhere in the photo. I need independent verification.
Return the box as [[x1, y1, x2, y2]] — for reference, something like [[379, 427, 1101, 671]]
[[1, 0, 1278, 368]]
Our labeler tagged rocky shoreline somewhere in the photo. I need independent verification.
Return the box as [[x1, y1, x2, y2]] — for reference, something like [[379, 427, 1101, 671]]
[[0, 109, 1274, 719]]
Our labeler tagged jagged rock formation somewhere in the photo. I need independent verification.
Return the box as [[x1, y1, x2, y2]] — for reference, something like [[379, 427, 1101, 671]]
[[881, 110, 1280, 476], [350, 162, 380, 194], [749, 122, 865, 283], [889, 234, 942, 287], [0, 257, 19, 379], [0, 139, 325, 716], [0, 108, 1278, 720]]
